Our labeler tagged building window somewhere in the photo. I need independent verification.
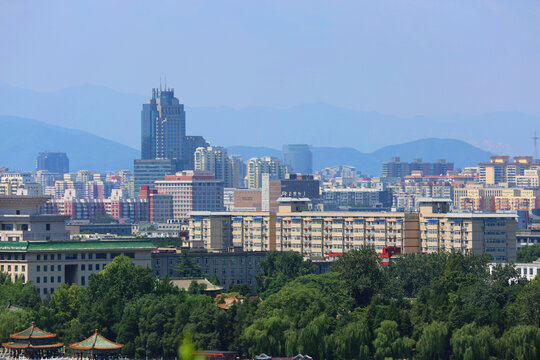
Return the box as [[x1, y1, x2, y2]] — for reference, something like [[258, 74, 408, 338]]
[[57, 276, 61, 283], [124, 252, 135, 259], [50, 276, 54, 283], [36, 277, 40, 283], [46, 224, 51, 231], [57, 265, 62, 271], [37, 254, 41, 261], [44, 288, 48, 294], [44, 265, 47, 272], [88, 253, 93, 259], [81, 253, 86, 260], [81, 264, 85, 271], [22, 266, 25, 272], [81, 276, 86, 286], [96, 253, 106, 259], [37, 265, 40, 272], [44, 254, 48, 261], [14, 265, 18, 272], [65, 253, 77, 260], [89, 264, 93, 271], [44, 277, 47, 283], [50, 254, 55, 261], [95, 264, 100, 270], [57, 254, 62, 260]]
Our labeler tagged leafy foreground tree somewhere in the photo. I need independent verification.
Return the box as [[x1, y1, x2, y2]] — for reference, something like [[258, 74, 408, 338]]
[[3, 250, 534, 359], [372, 320, 414, 360], [175, 251, 203, 278], [332, 246, 384, 306], [415, 321, 449, 360], [517, 243, 540, 263], [78, 256, 156, 337], [498, 325, 540, 360], [450, 322, 496, 360], [508, 275, 540, 327], [255, 251, 316, 297]]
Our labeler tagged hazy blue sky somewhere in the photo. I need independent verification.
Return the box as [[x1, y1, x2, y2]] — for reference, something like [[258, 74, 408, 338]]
[[1, 0, 539, 116]]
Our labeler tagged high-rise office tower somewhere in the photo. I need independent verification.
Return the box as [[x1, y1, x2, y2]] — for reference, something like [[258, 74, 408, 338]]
[[36, 152, 69, 174], [283, 144, 312, 174], [141, 88, 186, 170]]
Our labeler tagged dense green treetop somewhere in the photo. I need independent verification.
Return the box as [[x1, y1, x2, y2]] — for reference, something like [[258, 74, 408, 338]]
[[2, 248, 540, 359]]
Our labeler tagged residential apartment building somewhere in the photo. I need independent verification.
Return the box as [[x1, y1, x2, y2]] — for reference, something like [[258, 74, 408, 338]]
[[184, 136, 210, 170], [155, 171, 224, 219], [383, 158, 454, 178], [42, 198, 150, 222], [322, 187, 392, 210], [194, 146, 233, 188], [189, 198, 517, 262], [516, 169, 540, 188], [246, 157, 287, 189], [453, 186, 539, 212], [479, 156, 540, 185], [0, 172, 42, 196], [230, 155, 247, 189]]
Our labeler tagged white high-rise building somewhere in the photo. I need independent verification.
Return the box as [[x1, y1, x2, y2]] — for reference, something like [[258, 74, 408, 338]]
[[246, 157, 287, 189], [194, 146, 232, 187]]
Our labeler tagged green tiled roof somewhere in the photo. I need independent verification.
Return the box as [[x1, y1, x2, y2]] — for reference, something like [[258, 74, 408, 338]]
[[70, 331, 123, 351], [12, 323, 56, 339], [0, 240, 155, 252], [0, 242, 28, 251], [27, 240, 156, 251]]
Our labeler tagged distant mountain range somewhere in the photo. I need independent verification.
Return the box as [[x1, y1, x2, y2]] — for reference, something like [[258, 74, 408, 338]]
[[1, 81, 539, 155], [0, 115, 492, 175], [0, 116, 139, 171], [229, 139, 494, 176]]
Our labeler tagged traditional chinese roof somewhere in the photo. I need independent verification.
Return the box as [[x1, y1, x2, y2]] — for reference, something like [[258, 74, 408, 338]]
[[70, 330, 123, 352], [10, 322, 56, 340], [2, 322, 63, 350]]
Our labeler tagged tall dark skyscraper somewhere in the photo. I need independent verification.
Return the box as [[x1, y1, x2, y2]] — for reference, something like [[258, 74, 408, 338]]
[[283, 144, 313, 174], [36, 152, 69, 174], [141, 88, 186, 170]]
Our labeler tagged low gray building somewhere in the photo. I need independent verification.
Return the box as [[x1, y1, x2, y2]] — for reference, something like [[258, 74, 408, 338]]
[[151, 247, 266, 292]]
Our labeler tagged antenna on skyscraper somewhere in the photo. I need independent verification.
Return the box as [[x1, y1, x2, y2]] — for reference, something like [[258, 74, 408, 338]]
[[533, 130, 539, 159], [160, 75, 162, 91], [164, 74, 167, 90]]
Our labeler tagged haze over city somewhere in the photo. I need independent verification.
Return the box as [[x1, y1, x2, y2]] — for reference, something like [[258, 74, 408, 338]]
[[1, 2, 540, 359], [2, 0, 540, 116]]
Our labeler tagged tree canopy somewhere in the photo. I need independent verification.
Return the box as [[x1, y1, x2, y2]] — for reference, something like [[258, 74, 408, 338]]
[[2, 248, 540, 359]]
